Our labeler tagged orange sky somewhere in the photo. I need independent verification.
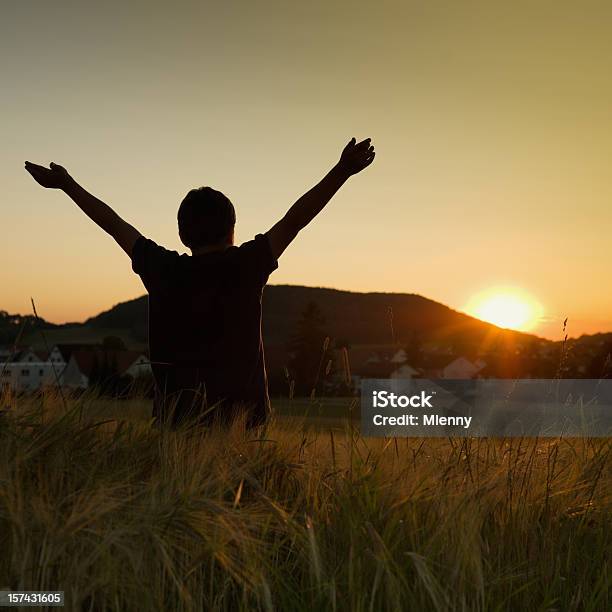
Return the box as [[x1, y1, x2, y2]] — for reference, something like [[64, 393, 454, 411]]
[[3, 1, 611, 340]]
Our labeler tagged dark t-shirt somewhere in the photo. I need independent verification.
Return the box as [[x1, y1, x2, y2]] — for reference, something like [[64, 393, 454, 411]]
[[131, 233, 278, 427]]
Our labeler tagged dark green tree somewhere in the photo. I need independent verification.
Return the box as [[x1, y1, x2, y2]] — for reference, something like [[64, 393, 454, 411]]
[[89, 350, 120, 394], [587, 342, 612, 379], [102, 336, 127, 351], [288, 302, 332, 395], [405, 330, 424, 367]]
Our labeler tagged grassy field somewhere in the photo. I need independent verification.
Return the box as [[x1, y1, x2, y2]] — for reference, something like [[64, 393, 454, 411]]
[[0, 391, 610, 611]]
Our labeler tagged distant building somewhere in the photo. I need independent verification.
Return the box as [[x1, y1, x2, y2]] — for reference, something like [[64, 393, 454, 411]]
[[1, 343, 150, 393], [47, 344, 100, 368], [441, 357, 487, 379], [418, 354, 487, 379], [345, 344, 420, 385], [1, 361, 62, 393], [62, 349, 151, 389], [0, 344, 62, 393], [390, 364, 420, 379], [10, 348, 48, 363]]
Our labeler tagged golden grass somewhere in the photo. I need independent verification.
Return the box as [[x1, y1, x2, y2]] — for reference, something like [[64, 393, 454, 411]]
[[0, 391, 610, 611]]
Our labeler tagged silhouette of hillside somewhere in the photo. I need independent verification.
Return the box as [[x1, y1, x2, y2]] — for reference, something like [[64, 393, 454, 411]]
[[261, 285, 538, 349], [84, 295, 148, 342], [0, 310, 57, 345], [11, 284, 562, 355], [8, 285, 611, 384], [74, 284, 541, 351]]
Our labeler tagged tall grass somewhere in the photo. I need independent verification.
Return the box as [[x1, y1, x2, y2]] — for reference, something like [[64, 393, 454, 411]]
[[0, 391, 610, 611]]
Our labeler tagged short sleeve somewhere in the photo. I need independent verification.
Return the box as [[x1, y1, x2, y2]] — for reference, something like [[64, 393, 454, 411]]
[[131, 236, 180, 293], [236, 233, 279, 287]]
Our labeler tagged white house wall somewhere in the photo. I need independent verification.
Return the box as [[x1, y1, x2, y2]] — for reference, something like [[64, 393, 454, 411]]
[[0, 362, 64, 392]]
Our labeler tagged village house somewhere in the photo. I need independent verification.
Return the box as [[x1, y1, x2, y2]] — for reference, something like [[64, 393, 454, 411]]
[[1, 361, 62, 393], [1, 343, 150, 393], [47, 344, 100, 368], [344, 344, 421, 386], [345, 346, 487, 383], [421, 355, 487, 379], [61, 348, 151, 389]]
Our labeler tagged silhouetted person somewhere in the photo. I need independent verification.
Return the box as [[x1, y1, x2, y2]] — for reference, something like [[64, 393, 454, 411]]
[[25, 138, 375, 428]]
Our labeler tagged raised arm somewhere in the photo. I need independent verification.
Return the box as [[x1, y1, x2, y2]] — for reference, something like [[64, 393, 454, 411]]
[[24, 161, 141, 257], [266, 137, 375, 259]]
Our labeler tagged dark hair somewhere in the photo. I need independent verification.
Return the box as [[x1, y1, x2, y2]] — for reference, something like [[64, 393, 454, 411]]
[[177, 187, 236, 249]]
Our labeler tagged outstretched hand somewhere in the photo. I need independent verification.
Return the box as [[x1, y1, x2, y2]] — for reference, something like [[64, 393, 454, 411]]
[[24, 161, 73, 190], [337, 137, 375, 176]]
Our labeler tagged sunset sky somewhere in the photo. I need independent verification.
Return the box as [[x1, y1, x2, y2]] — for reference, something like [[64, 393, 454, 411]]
[[3, 1, 611, 340]]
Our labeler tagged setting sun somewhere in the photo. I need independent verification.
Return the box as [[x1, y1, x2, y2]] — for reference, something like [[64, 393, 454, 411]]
[[465, 288, 543, 332]]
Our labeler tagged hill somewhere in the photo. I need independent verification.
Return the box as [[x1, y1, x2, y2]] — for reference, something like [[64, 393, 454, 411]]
[[0, 310, 58, 345], [49, 284, 543, 353], [15, 284, 612, 380], [260, 285, 538, 349], [9, 285, 573, 380]]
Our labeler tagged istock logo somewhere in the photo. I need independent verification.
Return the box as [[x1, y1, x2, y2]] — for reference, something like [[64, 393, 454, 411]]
[[372, 390, 435, 408]]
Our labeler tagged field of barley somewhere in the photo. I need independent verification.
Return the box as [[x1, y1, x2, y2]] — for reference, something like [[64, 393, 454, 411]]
[[0, 391, 610, 611]]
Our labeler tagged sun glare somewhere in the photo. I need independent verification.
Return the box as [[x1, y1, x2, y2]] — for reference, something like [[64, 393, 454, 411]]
[[465, 288, 543, 332]]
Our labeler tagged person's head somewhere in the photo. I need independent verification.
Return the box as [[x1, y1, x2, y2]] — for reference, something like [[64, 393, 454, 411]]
[[177, 187, 236, 251]]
